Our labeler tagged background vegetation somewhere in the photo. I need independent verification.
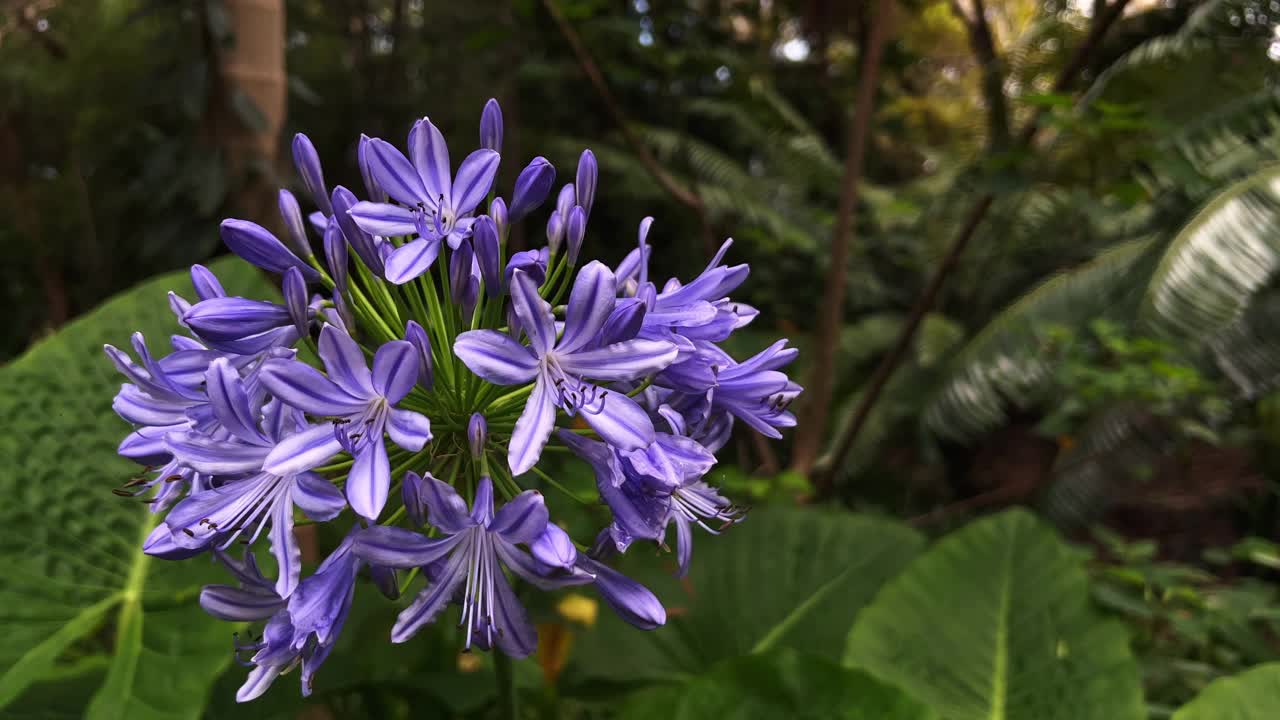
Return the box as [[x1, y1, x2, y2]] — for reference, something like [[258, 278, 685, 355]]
[[4, 0, 1280, 717]]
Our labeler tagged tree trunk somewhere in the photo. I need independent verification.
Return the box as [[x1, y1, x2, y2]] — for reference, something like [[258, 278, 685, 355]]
[[788, 0, 894, 476], [205, 0, 288, 228]]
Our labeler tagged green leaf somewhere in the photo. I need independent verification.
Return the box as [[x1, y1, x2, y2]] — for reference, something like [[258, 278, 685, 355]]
[[844, 509, 1146, 720], [568, 507, 924, 686], [1139, 165, 1280, 343], [1172, 663, 1280, 719], [0, 257, 274, 714], [617, 649, 937, 720]]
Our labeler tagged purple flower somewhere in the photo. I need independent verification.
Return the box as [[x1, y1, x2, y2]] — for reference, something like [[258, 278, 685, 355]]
[[259, 325, 432, 520], [292, 133, 332, 216], [508, 157, 555, 221], [183, 296, 302, 356], [158, 361, 347, 597], [277, 190, 314, 259], [559, 429, 740, 577], [219, 219, 320, 283], [349, 119, 500, 283], [467, 413, 487, 459], [352, 476, 589, 655], [455, 263, 678, 474]]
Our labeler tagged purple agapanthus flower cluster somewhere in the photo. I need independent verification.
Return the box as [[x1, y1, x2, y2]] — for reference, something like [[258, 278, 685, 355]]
[[105, 99, 799, 702]]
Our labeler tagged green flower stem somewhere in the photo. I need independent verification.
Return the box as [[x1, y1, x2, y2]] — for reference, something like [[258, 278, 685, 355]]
[[627, 376, 654, 397], [526, 462, 593, 505]]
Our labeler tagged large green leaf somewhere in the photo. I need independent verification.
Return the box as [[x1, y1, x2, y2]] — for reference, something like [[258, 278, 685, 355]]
[[1139, 165, 1280, 343], [1172, 663, 1280, 719], [566, 507, 924, 686], [844, 509, 1146, 720], [0, 256, 274, 715], [924, 239, 1153, 441], [616, 649, 938, 720]]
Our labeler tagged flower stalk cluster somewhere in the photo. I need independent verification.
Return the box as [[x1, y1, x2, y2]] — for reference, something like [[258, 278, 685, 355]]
[[106, 98, 800, 702]]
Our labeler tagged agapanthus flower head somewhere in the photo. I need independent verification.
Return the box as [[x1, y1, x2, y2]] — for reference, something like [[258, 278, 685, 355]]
[[104, 97, 799, 702]]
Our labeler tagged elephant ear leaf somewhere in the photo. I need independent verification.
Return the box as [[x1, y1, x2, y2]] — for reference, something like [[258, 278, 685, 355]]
[[844, 509, 1145, 720], [1172, 663, 1280, 720], [0, 257, 274, 716]]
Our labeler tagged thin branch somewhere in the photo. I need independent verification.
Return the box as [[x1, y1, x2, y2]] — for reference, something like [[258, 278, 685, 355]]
[[817, 0, 1133, 490], [789, 0, 894, 475], [542, 0, 714, 249]]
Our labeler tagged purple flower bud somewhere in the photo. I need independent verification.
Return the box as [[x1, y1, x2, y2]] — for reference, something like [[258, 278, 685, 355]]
[[555, 182, 576, 219], [190, 264, 225, 301], [402, 470, 427, 526], [370, 564, 400, 600], [532, 524, 576, 569], [508, 157, 556, 221], [331, 186, 384, 278], [579, 553, 666, 630], [566, 205, 587, 266], [575, 149, 597, 216], [404, 320, 434, 390], [278, 189, 313, 258], [291, 133, 332, 215], [489, 196, 508, 238], [323, 219, 349, 292], [357, 134, 387, 202], [467, 413, 487, 460], [472, 215, 501, 298], [331, 291, 354, 333], [480, 98, 503, 153], [219, 219, 320, 282], [505, 247, 549, 288], [600, 297, 646, 345], [450, 239, 478, 317], [545, 212, 565, 254], [282, 267, 309, 338]]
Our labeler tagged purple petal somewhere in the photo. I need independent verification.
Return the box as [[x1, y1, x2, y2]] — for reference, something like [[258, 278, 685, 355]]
[[261, 423, 344, 477], [480, 98, 503, 152], [509, 270, 555, 355], [278, 189, 313, 259], [531, 524, 577, 569], [270, 495, 301, 597], [390, 546, 468, 643], [490, 490, 549, 544], [190, 264, 226, 301], [143, 524, 206, 559], [358, 133, 387, 201], [353, 525, 463, 569], [371, 340, 418, 403], [324, 219, 349, 292], [206, 357, 269, 445], [578, 555, 666, 630], [575, 149, 597, 216], [333, 187, 387, 276], [165, 433, 269, 474], [259, 360, 368, 416], [495, 538, 593, 590], [318, 325, 375, 397], [112, 386, 186, 426], [118, 426, 173, 465], [404, 320, 434, 390], [489, 196, 508, 236], [558, 261, 617, 354], [508, 157, 556, 221], [346, 439, 390, 520], [449, 238, 477, 311], [345, 199, 414, 237], [509, 377, 557, 475], [383, 237, 442, 285], [558, 339, 678, 381], [416, 472, 474, 533], [200, 586, 284, 621], [488, 567, 537, 657], [366, 137, 427, 205], [282, 267, 310, 339], [599, 298, 646, 345], [237, 666, 284, 704], [472, 215, 501, 297], [292, 133, 332, 215], [219, 219, 319, 282], [388, 408, 432, 451], [184, 297, 290, 343], [471, 477, 495, 526], [408, 117, 451, 202], [566, 205, 587, 266], [454, 330, 539, 385], [578, 390, 656, 451], [293, 471, 346, 521], [450, 149, 500, 214]]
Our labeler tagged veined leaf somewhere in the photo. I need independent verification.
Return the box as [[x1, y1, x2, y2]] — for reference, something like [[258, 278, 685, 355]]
[[1172, 663, 1280, 719], [844, 509, 1146, 720], [567, 507, 924, 686], [1138, 165, 1280, 342], [617, 649, 937, 720], [0, 256, 274, 714]]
